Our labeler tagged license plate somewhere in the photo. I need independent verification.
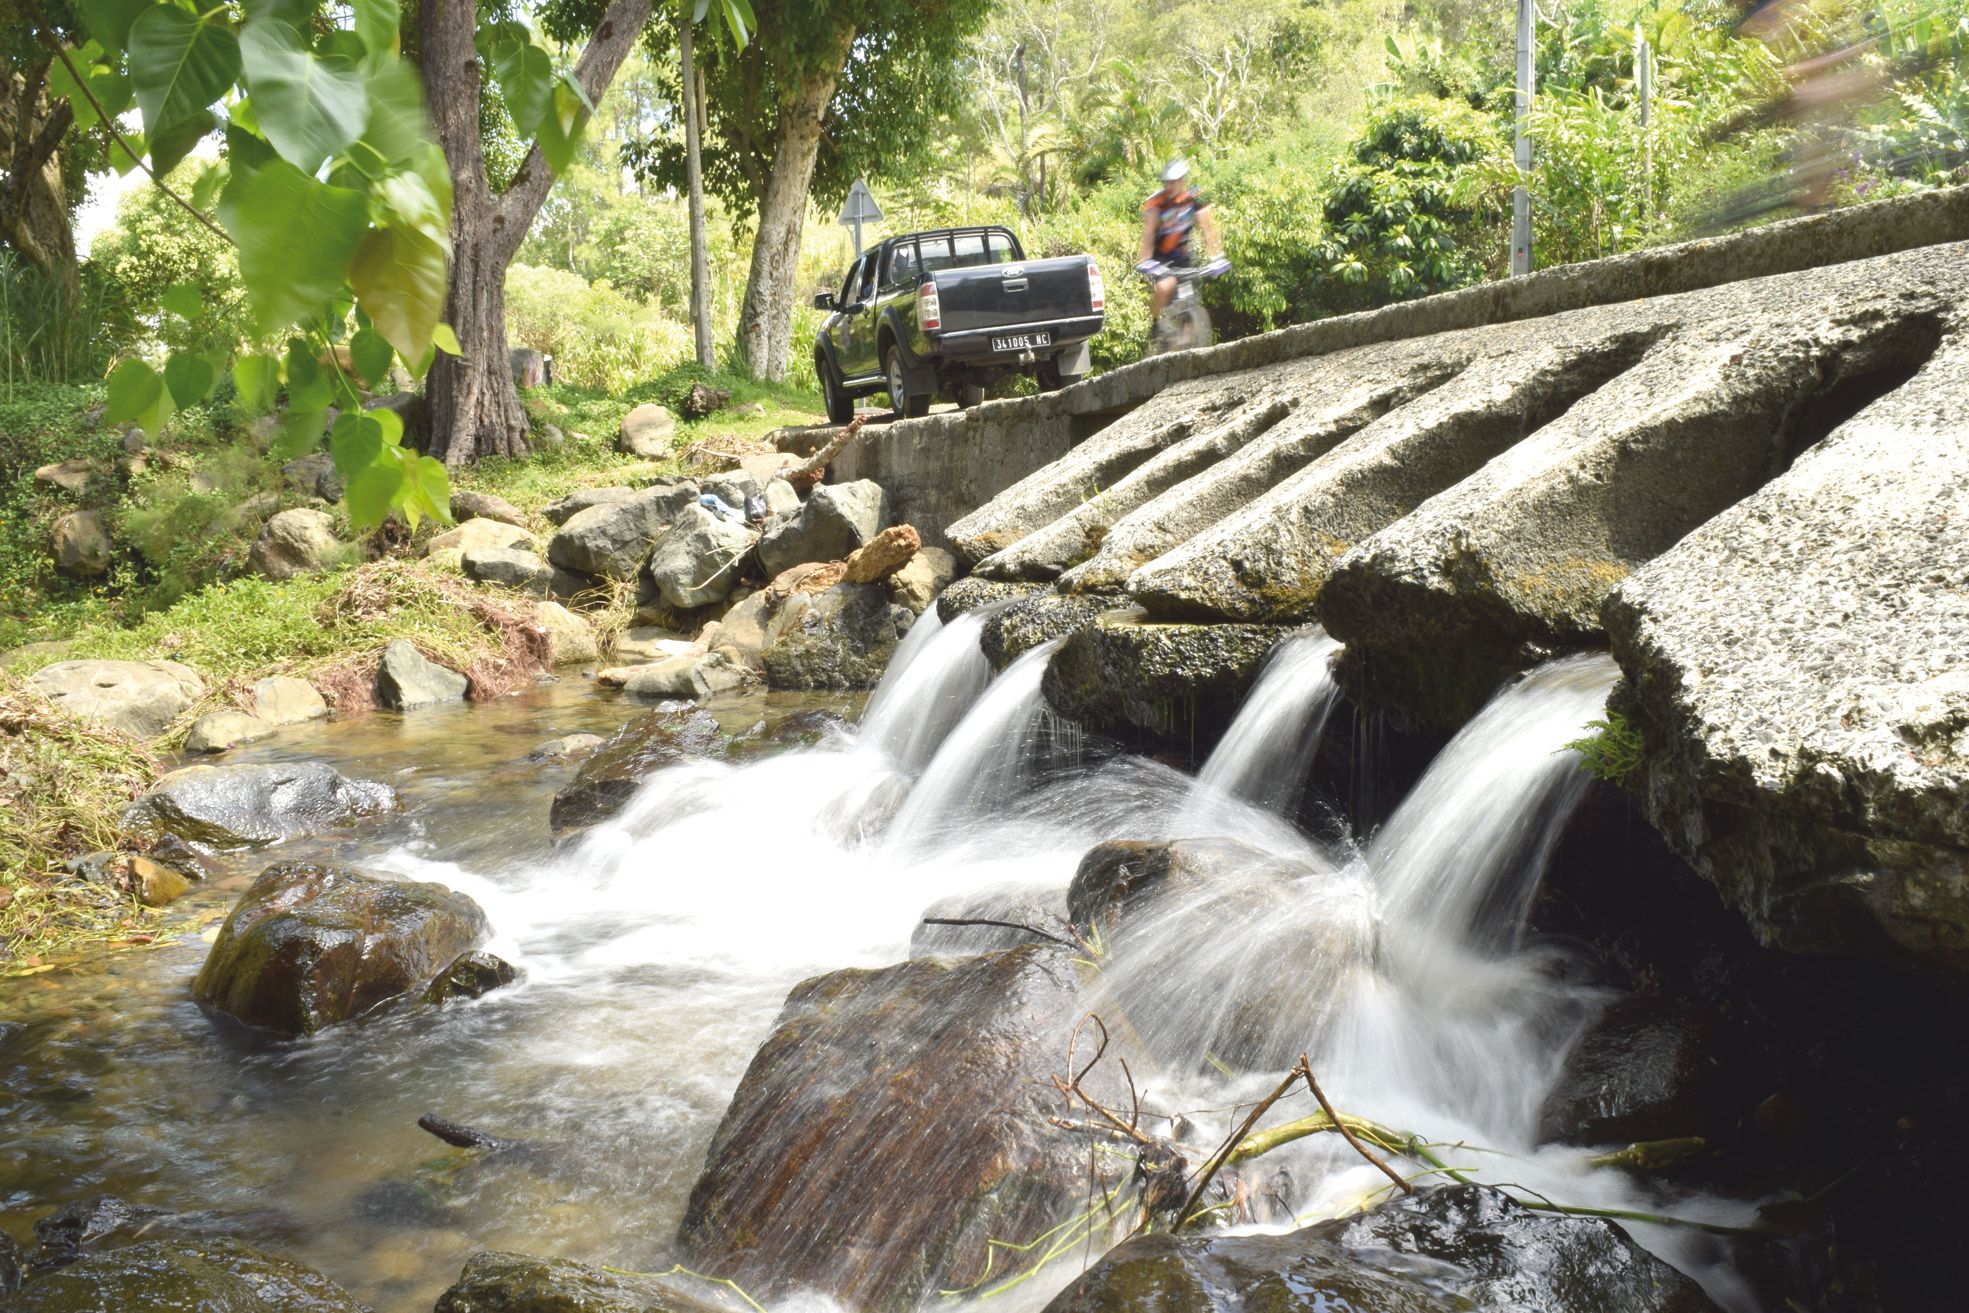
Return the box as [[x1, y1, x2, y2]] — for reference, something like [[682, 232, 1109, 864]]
[[991, 331, 1052, 352]]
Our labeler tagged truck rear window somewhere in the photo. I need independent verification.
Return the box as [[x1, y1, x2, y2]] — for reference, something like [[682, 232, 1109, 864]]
[[918, 232, 1016, 274]]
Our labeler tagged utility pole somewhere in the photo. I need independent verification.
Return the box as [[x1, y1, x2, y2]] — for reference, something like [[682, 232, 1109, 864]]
[[1512, 0, 1535, 276], [1637, 33, 1654, 220]]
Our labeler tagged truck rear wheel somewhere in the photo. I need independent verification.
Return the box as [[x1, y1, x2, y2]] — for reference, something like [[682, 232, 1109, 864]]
[[820, 356, 854, 424], [1037, 359, 1085, 392], [956, 381, 986, 409], [886, 347, 930, 419]]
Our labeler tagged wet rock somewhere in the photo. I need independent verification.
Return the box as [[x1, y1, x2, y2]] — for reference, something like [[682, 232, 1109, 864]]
[[888, 544, 957, 614], [542, 486, 635, 526], [681, 946, 1126, 1312], [533, 602, 599, 667], [644, 503, 756, 610], [51, 510, 112, 577], [529, 732, 603, 761], [600, 652, 749, 702], [1605, 326, 1969, 979], [548, 480, 699, 581], [618, 402, 678, 458], [7, 1236, 367, 1311], [33, 457, 93, 494], [250, 675, 327, 726], [281, 451, 344, 501], [130, 855, 191, 906], [378, 639, 468, 709], [756, 479, 889, 578], [610, 625, 694, 663], [435, 1250, 726, 1313], [29, 659, 206, 739], [194, 861, 491, 1036], [911, 882, 1072, 957], [451, 490, 528, 527], [936, 575, 1043, 622], [842, 523, 920, 584], [29, 1196, 159, 1267], [549, 707, 725, 834], [978, 590, 1121, 670], [1044, 1184, 1719, 1313], [760, 581, 914, 690], [463, 547, 552, 595], [1540, 996, 1737, 1147], [1042, 618, 1286, 756], [247, 508, 340, 581], [184, 709, 275, 754], [424, 950, 519, 1003], [0, 1228, 19, 1295], [125, 761, 397, 850], [426, 517, 540, 560]]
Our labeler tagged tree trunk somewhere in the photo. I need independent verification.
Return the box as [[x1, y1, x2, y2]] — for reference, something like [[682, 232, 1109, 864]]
[[1, 65, 79, 301], [420, 0, 653, 464], [682, 19, 714, 369], [734, 25, 854, 382]]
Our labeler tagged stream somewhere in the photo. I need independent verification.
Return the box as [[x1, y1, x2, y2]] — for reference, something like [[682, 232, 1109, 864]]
[[2, 617, 1761, 1312]]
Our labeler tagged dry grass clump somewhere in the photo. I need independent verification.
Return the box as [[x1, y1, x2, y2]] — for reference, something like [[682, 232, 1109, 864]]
[[0, 671, 162, 972]]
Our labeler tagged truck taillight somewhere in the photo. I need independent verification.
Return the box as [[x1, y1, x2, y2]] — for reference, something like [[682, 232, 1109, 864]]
[[1087, 258, 1105, 312], [919, 281, 941, 332]]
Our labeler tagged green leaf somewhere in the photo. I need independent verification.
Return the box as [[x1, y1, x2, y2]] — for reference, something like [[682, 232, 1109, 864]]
[[353, 0, 401, 55], [357, 59, 432, 170], [232, 352, 280, 414], [217, 159, 370, 332], [330, 409, 386, 478], [104, 358, 175, 438], [188, 160, 228, 210], [163, 352, 215, 407], [271, 406, 328, 461], [430, 323, 461, 355], [225, 117, 276, 175], [344, 450, 405, 530], [403, 453, 451, 529], [129, 6, 240, 148], [240, 19, 367, 174], [160, 282, 203, 318], [81, 0, 153, 52], [111, 130, 145, 175], [284, 337, 332, 411], [150, 107, 216, 177], [492, 39, 555, 139], [348, 326, 395, 389], [534, 76, 588, 176], [350, 221, 448, 362]]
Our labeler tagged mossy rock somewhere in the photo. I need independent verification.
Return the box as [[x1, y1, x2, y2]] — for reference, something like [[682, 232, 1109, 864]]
[[7, 1237, 367, 1312]]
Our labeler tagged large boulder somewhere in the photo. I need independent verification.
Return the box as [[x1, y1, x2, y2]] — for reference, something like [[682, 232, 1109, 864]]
[[910, 882, 1072, 957], [547, 480, 699, 581], [599, 652, 748, 702], [1604, 324, 1969, 979], [247, 507, 341, 581], [937, 575, 1043, 622], [193, 861, 492, 1036], [542, 486, 635, 526], [125, 761, 396, 849], [643, 503, 756, 610], [184, 709, 276, 754], [617, 402, 678, 458], [549, 706, 726, 834], [425, 517, 539, 560], [760, 581, 915, 690], [680, 947, 1128, 1312], [250, 675, 327, 725], [435, 1251, 728, 1313], [51, 509, 112, 576], [463, 547, 552, 595], [363, 390, 429, 446], [533, 601, 599, 666], [889, 545, 957, 614], [1043, 1185, 1719, 1313], [450, 489, 528, 527], [29, 659, 206, 738], [281, 451, 344, 501], [1042, 617, 1286, 756], [377, 639, 469, 709], [5, 1237, 367, 1312], [33, 457, 92, 493], [755, 479, 888, 578], [978, 590, 1118, 670]]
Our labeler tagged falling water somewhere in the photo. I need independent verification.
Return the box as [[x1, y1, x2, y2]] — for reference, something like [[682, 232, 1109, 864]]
[[1191, 627, 1345, 814], [859, 606, 992, 771]]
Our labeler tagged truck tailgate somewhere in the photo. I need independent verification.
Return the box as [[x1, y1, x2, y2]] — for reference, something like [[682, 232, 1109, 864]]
[[931, 256, 1094, 335]]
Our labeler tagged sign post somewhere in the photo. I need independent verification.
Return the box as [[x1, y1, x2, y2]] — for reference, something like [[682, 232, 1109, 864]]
[[1511, 0, 1535, 276], [838, 178, 884, 256]]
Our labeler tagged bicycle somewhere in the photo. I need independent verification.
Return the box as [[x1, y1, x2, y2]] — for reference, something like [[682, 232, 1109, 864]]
[[1139, 257, 1231, 356]]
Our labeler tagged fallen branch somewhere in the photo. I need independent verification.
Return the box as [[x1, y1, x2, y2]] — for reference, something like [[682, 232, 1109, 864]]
[[1301, 1055, 1413, 1196], [1586, 1137, 1708, 1171], [777, 414, 868, 490], [417, 1112, 514, 1151], [919, 915, 1075, 948]]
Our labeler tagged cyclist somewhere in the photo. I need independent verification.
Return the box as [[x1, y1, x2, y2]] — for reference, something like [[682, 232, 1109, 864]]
[[1137, 159, 1228, 340]]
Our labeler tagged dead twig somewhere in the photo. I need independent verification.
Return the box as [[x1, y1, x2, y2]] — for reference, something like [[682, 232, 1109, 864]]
[[918, 915, 1075, 948], [1300, 1054, 1412, 1196]]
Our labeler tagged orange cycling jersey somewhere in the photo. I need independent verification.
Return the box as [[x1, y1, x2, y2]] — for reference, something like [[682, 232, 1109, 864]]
[[1144, 187, 1208, 258]]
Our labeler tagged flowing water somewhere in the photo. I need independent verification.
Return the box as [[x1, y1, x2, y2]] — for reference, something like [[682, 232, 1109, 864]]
[[1, 629, 1757, 1312]]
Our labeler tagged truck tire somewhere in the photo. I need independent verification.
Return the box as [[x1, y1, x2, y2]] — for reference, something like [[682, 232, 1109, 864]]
[[956, 381, 986, 409], [820, 356, 854, 424], [886, 346, 930, 419], [1036, 359, 1084, 392]]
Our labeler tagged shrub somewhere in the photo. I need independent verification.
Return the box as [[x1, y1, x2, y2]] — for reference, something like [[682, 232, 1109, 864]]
[[1564, 711, 1645, 782], [505, 264, 693, 393]]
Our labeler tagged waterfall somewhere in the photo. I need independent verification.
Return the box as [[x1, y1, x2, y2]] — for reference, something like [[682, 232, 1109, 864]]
[[1192, 627, 1344, 814], [860, 607, 992, 771]]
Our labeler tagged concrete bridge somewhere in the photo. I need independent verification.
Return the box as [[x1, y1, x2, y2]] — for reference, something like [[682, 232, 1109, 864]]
[[836, 185, 1969, 984]]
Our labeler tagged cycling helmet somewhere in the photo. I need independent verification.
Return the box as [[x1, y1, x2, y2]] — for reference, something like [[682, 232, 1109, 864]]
[[1160, 158, 1190, 183]]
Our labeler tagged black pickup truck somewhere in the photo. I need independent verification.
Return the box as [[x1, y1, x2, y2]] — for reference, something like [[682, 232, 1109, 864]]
[[811, 225, 1105, 422]]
